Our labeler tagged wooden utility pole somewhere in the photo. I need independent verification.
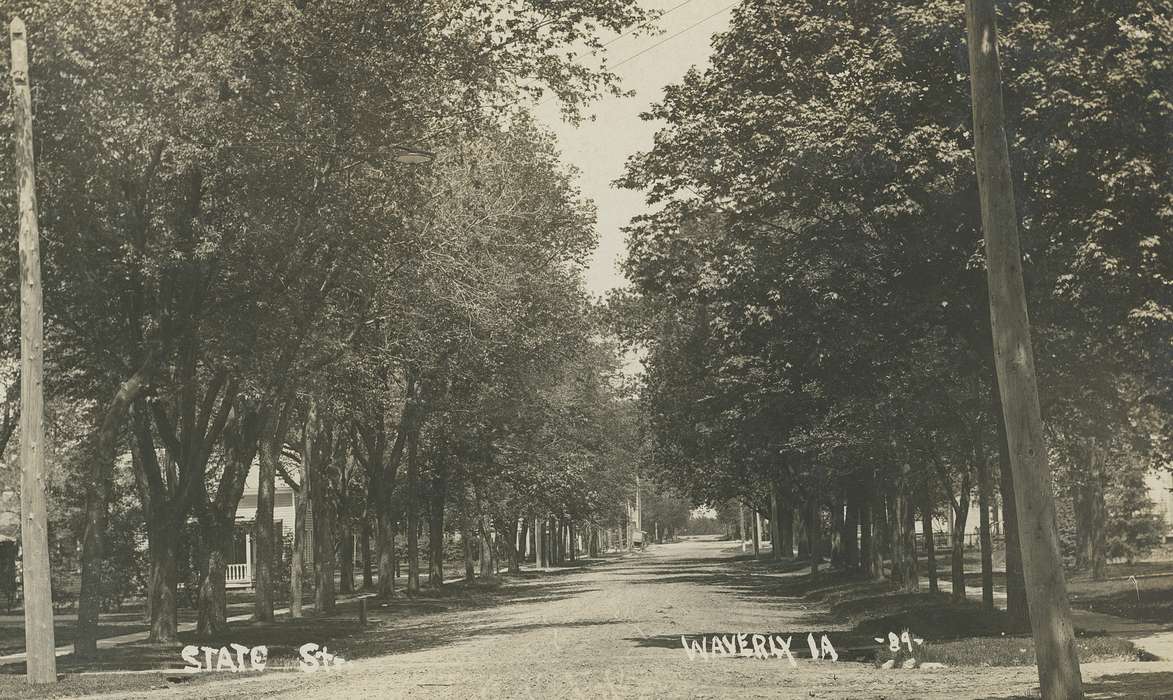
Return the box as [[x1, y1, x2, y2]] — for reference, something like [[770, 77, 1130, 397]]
[[9, 17, 57, 685], [964, 1, 1083, 696]]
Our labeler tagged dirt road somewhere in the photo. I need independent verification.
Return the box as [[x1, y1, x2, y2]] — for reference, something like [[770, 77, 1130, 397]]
[[137, 537, 1173, 699]]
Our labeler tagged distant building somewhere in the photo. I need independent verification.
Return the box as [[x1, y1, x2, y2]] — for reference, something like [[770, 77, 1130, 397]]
[[225, 460, 302, 588], [226, 459, 366, 588], [1145, 471, 1173, 541]]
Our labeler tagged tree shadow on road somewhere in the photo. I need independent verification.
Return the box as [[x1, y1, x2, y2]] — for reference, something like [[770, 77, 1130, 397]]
[[982, 670, 1173, 699], [0, 573, 604, 675]]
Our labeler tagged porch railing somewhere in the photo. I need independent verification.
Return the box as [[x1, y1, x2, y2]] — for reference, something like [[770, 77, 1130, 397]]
[[226, 563, 250, 584]]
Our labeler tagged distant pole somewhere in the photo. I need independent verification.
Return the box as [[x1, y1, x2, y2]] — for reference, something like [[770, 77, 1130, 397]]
[[965, 1, 1082, 697], [9, 17, 57, 685]]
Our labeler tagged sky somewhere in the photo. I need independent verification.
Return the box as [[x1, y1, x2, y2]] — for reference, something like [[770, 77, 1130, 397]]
[[533, 0, 734, 299]]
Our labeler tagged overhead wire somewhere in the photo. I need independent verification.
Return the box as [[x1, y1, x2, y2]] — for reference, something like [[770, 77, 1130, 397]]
[[610, 2, 737, 71]]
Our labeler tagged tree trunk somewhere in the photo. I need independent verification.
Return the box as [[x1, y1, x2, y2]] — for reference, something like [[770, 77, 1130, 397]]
[[295, 400, 318, 617], [255, 436, 278, 620], [751, 510, 761, 558], [535, 518, 546, 568], [462, 490, 476, 582], [361, 519, 373, 590], [843, 494, 859, 570], [950, 498, 969, 602], [898, 485, 919, 592], [145, 515, 178, 644], [808, 500, 820, 577], [1086, 438, 1107, 581], [463, 527, 475, 582], [195, 520, 231, 638], [922, 489, 939, 594], [889, 493, 903, 585], [405, 426, 420, 594], [76, 362, 154, 656], [563, 518, 572, 562], [795, 504, 808, 559], [830, 499, 845, 568], [500, 517, 521, 573], [556, 517, 565, 563], [291, 487, 306, 617], [480, 517, 494, 575], [428, 459, 448, 588], [770, 482, 785, 559], [307, 415, 335, 609], [967, 0, 1084, 694], [313, 486, 336, 614], [517, 518, 529, 562], [872, 493, 888, 579], [559, 518, 568, 563], [309, 420, 338, 615], [780, 502, 794, 558], [978, 453, 995, 610], [197, 403, 264, 636], [739, 503, 747, 551], [338, 518, 354, 594], [376, 510, 396, 597], [859, 498, 874, 578]]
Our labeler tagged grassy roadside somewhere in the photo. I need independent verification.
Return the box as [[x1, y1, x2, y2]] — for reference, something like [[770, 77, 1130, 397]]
[[1068, 572, 1173, 625], [0, 557, 609, 697], [738, 554, 1152, 668]]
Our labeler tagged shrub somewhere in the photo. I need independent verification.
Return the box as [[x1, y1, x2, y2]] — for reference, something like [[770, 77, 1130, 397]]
[[1106, 461, 1164, 564]]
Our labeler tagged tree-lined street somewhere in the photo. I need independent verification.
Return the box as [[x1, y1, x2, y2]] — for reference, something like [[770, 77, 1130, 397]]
[[75, 539, 1169, 700], [0, 1, 1168, 697]]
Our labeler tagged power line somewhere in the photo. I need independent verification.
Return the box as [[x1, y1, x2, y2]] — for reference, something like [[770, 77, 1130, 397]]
[[610, 2, 737, 71], [600, 0, 703, 49]]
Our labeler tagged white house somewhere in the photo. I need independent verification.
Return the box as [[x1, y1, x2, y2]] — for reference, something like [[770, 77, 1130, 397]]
[[1145, 470, 1173, 541], [225, 460, 301, 588]]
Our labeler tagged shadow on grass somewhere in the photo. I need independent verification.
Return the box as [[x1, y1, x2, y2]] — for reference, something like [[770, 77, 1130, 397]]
[[609, 548, 1154, 668]]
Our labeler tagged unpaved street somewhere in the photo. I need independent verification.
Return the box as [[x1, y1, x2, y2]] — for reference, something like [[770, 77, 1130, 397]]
[[134, 538, 1173, 699]]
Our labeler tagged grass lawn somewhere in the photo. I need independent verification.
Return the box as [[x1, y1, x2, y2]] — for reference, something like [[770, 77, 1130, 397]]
[[1068, 571, 1173, 624], [0, 594, 320, 657], [0, 556, 482, 658], [846, 539, 1173, 626], [0, 557, 608, 695], [918, 634, 1142, 667], [742, 557, 1154, 668]]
